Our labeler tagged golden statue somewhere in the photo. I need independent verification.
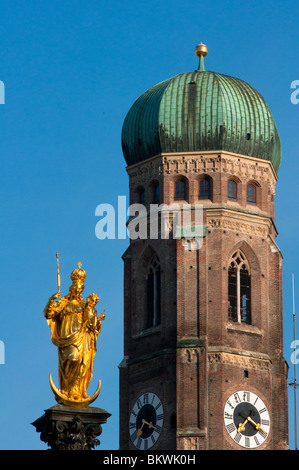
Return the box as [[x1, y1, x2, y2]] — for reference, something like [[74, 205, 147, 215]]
[[43, 256, 105, 407]]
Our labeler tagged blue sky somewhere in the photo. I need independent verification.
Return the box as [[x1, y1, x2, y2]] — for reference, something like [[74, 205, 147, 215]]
[[0, 0, 298, 450]]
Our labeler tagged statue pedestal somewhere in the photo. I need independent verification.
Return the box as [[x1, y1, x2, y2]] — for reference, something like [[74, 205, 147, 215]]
[[32, 404, 111, 450]]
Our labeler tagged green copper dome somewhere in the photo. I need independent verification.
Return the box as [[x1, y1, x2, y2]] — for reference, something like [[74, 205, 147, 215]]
[[121, 50, 281, 173]]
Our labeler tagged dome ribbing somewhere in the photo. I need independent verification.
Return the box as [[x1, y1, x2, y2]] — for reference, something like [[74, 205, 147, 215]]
[[122, 53, 281, 173]]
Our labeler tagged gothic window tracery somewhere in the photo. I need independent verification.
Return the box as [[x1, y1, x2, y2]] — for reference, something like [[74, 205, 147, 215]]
[[146, 255, 161, 328], [228, 250, 251, 324]]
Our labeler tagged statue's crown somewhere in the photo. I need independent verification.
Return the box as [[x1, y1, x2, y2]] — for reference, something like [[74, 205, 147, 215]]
[[71, 262, 86, 284]]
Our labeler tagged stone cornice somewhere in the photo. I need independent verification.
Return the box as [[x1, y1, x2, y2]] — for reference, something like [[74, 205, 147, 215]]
[[206, 206, 276, 237], [208, 347, 272, 371], [126, 150, 278, 188]]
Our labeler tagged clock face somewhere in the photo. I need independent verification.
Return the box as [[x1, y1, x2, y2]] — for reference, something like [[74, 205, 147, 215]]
[[129, 392, 164, 449], [224, 390, 270, 449]]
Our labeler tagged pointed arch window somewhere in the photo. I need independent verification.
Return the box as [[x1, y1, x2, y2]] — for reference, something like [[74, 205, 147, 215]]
[[139, 188, 145, 206], [175, 179, 186, 200], [147, 255, 161, 328], [153, 182, 160, 204], [247, 184, 256, 204], [228, 180, 237, 200], [228, 250, 251, 324], [136, 186, 145, 206], [199, 176, 212, 199]]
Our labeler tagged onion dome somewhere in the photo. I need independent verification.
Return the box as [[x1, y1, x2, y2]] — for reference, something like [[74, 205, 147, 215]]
[[121, 44, 281, 173]]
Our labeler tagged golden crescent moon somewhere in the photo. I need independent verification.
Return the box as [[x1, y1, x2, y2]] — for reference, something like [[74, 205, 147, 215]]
[[49, 373, 101, 408]]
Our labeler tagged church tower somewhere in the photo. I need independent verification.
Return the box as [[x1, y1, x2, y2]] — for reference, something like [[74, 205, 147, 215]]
[[119, 44, 289, 450]]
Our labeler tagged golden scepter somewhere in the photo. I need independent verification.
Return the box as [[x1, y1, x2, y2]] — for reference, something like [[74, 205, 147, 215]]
[[56, 251, 61, 295]]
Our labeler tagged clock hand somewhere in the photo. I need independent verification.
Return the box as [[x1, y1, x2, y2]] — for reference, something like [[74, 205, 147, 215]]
[[137, 420, 146, 437], [142, 419, 157, 430], [137, 418, 158, 438], [237, 410, 251, 433], [237, 418, 248, 433], [247, 416, 267, 434], [148, 421, 157, 430], [238, 410, 266, 434]]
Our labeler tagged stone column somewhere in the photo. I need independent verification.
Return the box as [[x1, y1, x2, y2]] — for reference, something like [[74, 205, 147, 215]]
[[32, 404, 111, 450]]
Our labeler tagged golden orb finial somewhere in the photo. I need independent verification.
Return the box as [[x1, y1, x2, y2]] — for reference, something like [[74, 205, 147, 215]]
[[195, 42, 208, 58]]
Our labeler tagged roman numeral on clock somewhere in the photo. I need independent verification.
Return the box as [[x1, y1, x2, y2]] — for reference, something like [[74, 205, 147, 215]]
[[151, 394, 156, 405], [234, 393, 241, 403], [226, 400, 234, 410], [258, 407, 267, 414], [258, 429, 267, 439], [155, 424, 162, 434], [155, 402, 162, 411], [226, 423, 235, 434]]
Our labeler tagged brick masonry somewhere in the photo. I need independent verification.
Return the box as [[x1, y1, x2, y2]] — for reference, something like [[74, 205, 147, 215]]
[[119, 151, 289, 450]]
